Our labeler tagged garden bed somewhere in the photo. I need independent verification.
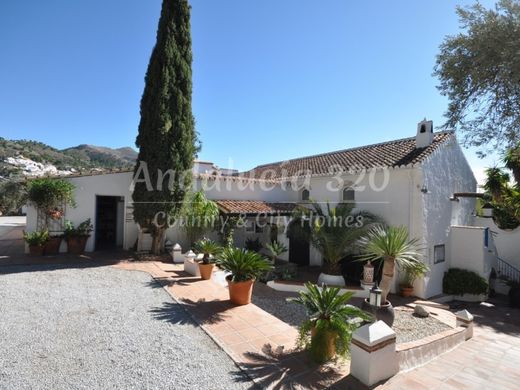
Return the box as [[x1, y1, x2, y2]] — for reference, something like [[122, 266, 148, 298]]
[[252, 284, 452, 344]]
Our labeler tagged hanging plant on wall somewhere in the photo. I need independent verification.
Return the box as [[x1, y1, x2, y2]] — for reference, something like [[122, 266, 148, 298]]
[[27, 178, 76, 221]]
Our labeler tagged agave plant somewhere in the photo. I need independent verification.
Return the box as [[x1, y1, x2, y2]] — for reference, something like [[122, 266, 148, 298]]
[[194, 238, 222, 264], [292, 202, 382, 275], [265, 240, 288, 263], [357, 225, 423, 304], [289, 282, 371, 363], [216, 247, 272, 282]]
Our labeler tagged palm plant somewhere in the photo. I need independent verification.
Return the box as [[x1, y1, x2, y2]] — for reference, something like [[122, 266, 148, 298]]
[[216, 247, 272, 282], [194, 238, 222, 264], [265, 240, 288, 263], [357, 225, 423, 304], [289, 282, 371, 363], [292, 201, 382, 275], [401, 261, 430, 288], [504, 142, 520, 185], [483, 167, 510, 202]]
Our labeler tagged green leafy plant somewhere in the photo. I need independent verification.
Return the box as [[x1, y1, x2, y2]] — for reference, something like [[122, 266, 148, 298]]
[[265, 240, 288, 262], [27, 178, 75, 220], [443, 268, 488, 296], [401, 261, 430, 288], [216, 247, 272, 282], [64, 219, 93, 238], [181, 190, 220, 248], [193, 238, 222, 264], [289, 282, 371, 363], [245, 237, 263, 252], [23, 230, 49, 246], [292, 202, 382, 275], [357, 225, 423, 304]]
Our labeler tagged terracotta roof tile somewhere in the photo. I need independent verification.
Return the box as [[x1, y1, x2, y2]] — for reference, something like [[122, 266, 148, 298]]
[[215, 200, 297, 215], [241, 132, 454, 179]]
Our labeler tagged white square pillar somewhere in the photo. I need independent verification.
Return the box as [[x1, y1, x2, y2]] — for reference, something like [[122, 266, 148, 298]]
[[350, 321, 399, 386]]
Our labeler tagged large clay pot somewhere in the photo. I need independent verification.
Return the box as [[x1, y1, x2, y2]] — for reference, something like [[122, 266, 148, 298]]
[[310, 326, 337, 363], [198, 263, 215, 280], [362, 299, 395, 327], [44, 236, 62, 255], [29, 245, 45, 256], [66, 236, 89, 254], [226, 276, 254, 305], [399, 285, 414, 298]]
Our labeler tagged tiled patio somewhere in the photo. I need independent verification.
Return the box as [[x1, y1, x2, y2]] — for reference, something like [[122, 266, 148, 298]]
[[114, 261, 365, 389]]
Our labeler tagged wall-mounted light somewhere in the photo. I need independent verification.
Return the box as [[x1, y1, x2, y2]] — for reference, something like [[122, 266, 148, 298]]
[[420, 185, 428, 194]]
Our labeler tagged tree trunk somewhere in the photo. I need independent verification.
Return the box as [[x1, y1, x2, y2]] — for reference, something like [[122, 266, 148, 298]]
[[380, 256, 395, 304], [325, 261, 341, 276], [151, 228, 165, 255]]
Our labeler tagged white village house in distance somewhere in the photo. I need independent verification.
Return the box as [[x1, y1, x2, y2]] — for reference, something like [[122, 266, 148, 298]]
[[25, 120, 498, 298]]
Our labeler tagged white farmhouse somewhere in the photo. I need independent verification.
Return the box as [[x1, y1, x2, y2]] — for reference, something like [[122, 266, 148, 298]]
[[26, 120, 492, 298]]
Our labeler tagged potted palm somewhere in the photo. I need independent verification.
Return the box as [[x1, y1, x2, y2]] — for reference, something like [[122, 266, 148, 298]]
[[292, 202, 382, 286], [64, 219, 93, 254], [216, 247, 272, 305], [357, 225, 423, 326], [23, 230, 49, 256], [400, 261, 429, 297], [194, 238, 222, 280], [289, 282, 371, 363]]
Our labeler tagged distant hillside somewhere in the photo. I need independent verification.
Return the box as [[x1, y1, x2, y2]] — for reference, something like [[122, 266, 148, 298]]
[[0, 138, 137, 178]]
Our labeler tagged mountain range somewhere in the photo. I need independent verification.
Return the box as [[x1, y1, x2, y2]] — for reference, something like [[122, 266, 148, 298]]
[[0, 138, 137, 178]]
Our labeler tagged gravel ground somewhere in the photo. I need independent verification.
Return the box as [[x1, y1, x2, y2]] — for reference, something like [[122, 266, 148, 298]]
[[0, 265, 251, 390], [393, 309, 451, 344], [252, 284, 451, 345]]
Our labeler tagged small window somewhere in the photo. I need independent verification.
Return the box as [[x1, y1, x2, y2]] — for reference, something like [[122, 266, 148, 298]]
[[301, 189, 310, 201], [342, 187, 355, 202], [434, 245, 445, 264]]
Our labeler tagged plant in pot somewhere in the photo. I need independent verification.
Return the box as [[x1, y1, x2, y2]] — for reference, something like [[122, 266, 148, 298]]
[[291, 201, 382, 286], [357, 225, 423, 327], [64, 219, 93, 254], [400, 261, 429, 297], [23, 230, 49, 256], [289, 282, 372, 363], [193, 238, 222, 280], [216, 247, 272, 305]]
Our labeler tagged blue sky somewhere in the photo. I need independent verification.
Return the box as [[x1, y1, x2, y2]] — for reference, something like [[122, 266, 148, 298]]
[[0, 0, 499, 179]]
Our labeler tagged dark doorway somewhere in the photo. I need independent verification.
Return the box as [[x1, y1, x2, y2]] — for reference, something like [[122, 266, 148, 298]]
[[288, 221, 310, 266], [95, 196, 123, 251]]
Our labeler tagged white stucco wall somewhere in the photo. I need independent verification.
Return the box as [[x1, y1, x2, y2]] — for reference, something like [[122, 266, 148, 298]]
[[475, 217, 520, 269], [420, 136, 477, 297], [449, 226, 496, 281]]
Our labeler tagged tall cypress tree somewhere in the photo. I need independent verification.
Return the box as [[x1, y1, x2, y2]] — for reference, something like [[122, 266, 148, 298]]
[[132, 0, 198, 254]]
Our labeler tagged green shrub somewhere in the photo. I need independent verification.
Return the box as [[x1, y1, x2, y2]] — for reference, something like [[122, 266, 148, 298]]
[[23, 230, 49, 246], [63, 219, 93, 238], [27, 178, 76, 213], [443, 268, 488, 296]]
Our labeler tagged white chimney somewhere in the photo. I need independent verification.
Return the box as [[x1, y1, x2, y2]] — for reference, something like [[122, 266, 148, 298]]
[[416, 119, 434, 148]]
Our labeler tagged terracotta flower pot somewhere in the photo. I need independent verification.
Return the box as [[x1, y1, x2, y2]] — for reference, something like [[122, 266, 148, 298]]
[[66, 236, 89, 254], [226, 276, 254, 305], [400, 285, 414, 298], [310, 327, 337, 362], [198, 263, 215, 280], [29, 245, 45, 256], [44, 236, 62, 255]]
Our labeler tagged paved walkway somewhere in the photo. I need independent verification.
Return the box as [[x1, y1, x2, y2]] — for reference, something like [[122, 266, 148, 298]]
[[379, 299, 520, 389]]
